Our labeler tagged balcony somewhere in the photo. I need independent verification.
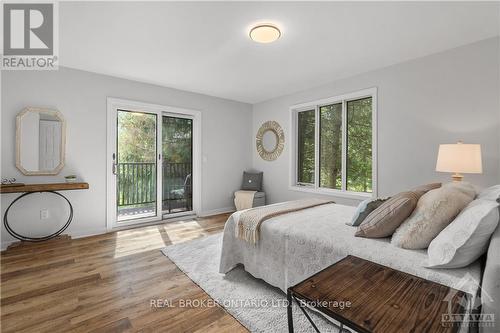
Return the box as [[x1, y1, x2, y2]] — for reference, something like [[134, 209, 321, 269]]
[[117, 161, 192, 220]]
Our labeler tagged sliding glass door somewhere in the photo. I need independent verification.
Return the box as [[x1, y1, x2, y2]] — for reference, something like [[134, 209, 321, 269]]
[[107, 98, 200, 229], [162, 115, 193, 215], [115, 112, 196, 221], [116, 110, 158, 221]]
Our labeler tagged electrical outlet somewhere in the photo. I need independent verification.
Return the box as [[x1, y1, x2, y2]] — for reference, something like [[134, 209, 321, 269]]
[[40, 209, 49, 220]]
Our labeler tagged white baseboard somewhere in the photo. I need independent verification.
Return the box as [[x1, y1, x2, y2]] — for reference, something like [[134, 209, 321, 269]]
[[0, 228, 108, 251], [70, 228, 109, 239], [1, 207, 233, 251], [1, 239, 17, 251], [198, 206, 235, 217]]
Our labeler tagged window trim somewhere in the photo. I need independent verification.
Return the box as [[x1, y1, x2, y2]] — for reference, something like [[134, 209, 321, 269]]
[[289, 87, 378, 200]]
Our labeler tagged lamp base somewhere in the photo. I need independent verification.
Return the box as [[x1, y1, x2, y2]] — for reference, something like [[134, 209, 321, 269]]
[[451, 173, 464, 182]]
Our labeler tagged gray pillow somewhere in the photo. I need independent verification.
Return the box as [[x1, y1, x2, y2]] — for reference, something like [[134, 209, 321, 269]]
[[478, 185, 500, 202], [355, 192, 420, 238], [427, 199, 499, 268], [241, 172, 263, 191], [347, 197, 389, 226]]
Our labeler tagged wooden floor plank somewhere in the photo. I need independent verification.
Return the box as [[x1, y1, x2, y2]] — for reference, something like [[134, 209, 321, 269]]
[[0, 258, 75, 281], [1, 213, 247, 333], [1, 273, 102, 306]]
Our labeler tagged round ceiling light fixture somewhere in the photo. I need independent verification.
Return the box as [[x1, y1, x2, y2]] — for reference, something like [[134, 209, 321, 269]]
[[249, 24, 281, 43]]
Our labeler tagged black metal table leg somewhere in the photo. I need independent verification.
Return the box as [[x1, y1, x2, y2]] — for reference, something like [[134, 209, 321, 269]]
[[287, 289, 294, 333], [289, 293, 352, 333], [294, 296, 321, 333], [3, 191, 73, 242]]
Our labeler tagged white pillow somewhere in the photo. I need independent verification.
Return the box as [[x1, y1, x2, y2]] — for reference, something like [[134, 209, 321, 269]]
[[478, 185, 500, 202], [427, 199, 499, 268], [391, 182, 476, 249]]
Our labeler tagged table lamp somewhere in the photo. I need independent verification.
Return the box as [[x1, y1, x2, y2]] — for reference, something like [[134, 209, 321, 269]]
[[436, 141, 482, 181]]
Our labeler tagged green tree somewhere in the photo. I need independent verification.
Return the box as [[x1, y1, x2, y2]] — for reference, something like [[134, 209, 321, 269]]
[[297, 110, 315, 184], [347, 97, 372, 192], [117, 111, 156, 163], [162, 116, 192, 163], [320, 103, 342, 189]]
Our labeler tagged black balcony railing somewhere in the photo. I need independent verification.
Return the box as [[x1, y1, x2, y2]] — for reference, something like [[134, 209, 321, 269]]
[[117, 162, 192, 213], [117, 162, 156, 207], [162, 162, 192, 212]]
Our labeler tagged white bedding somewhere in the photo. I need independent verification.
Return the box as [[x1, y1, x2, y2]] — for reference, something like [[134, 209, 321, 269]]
[[219, 203, 481, 298]]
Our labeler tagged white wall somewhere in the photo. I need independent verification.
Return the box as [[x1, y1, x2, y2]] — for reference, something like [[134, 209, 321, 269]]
[[252, 38, 500, 206], [1, 67, 252, 248]]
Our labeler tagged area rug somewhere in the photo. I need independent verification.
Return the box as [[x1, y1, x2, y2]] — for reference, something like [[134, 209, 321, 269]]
[[161, 233, 342, 333]]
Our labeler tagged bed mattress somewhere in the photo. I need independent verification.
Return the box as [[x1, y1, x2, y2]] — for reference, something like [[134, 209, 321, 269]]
[[219, 203, 481, 298]]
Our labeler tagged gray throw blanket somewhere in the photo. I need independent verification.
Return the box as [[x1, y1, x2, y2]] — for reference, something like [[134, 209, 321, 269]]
[[236, 198, 335, 244]]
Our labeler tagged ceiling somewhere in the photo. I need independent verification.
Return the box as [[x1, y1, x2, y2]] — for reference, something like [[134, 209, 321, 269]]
[[60, 2, 500, 104]]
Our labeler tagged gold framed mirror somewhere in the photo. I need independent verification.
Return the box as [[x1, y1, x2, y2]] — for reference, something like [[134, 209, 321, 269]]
[[16, 107, 66, 175], [256, 121, 284, 161]]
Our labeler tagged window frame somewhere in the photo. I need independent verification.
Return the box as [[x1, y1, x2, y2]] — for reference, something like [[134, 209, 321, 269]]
[[289, 87, 377, 200]]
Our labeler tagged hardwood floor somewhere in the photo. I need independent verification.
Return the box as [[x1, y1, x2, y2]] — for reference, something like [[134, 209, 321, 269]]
[[0, 213, 248, 333]]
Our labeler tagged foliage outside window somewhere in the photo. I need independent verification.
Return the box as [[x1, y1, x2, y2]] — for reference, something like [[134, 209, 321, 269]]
[[117, 110, 156, 163], [347, 98, 373, 192], [162, 116, 193, 165], [294, 92, 374, 195], [297, 110, 315, 184], [319, 103, 342, 190]]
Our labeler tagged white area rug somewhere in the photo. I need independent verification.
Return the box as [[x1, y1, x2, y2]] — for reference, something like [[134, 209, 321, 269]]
[[161, 233, 342, 333]]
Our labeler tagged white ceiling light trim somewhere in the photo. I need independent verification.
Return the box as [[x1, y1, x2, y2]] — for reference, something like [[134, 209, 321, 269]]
[[249, 24, 281, 43]]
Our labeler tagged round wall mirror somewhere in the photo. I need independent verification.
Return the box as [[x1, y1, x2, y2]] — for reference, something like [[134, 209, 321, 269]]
[[256, 121, 285, 161]]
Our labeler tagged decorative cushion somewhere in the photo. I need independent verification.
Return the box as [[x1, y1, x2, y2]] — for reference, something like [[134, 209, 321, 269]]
[[391, 182, 476, 249], [252, 192, 266, 207], [355, 183, 440, 238], [254, 192, 266, 199], [478, 185, 500, 202], [241, 171, 263, 191], [411, 182, 442, 194], [347, 197, 389, 227], [427, 199, 499, 268], [355, 192, 420, 238]]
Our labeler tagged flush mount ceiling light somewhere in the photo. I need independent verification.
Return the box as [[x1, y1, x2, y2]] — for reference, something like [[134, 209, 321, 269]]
[[249, 24, 281, 43]]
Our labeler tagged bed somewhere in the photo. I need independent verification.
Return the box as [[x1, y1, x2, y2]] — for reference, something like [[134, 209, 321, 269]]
[[219, 202, 482, 304]]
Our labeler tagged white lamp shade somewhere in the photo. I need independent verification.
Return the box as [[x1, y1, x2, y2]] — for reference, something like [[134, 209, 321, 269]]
[[436, 143, 482, 174]]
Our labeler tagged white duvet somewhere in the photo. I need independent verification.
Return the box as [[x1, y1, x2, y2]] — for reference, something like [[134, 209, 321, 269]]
[[219, 203, 481, 298]]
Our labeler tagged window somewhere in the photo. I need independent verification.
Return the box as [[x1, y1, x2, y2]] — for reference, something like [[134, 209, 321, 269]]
[[297, 110, 315, 184], [346, 98, 373, 192], [319, 103, 342, 190], [291, 88, 376, 198]]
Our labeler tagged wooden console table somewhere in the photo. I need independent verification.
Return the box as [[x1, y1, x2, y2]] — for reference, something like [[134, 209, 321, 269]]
[[1, 182, 89, 242], [0, 182, 89, 193]]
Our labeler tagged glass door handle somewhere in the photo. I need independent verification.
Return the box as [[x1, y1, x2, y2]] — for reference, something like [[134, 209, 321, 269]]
[[112, 153, 117, 175]]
